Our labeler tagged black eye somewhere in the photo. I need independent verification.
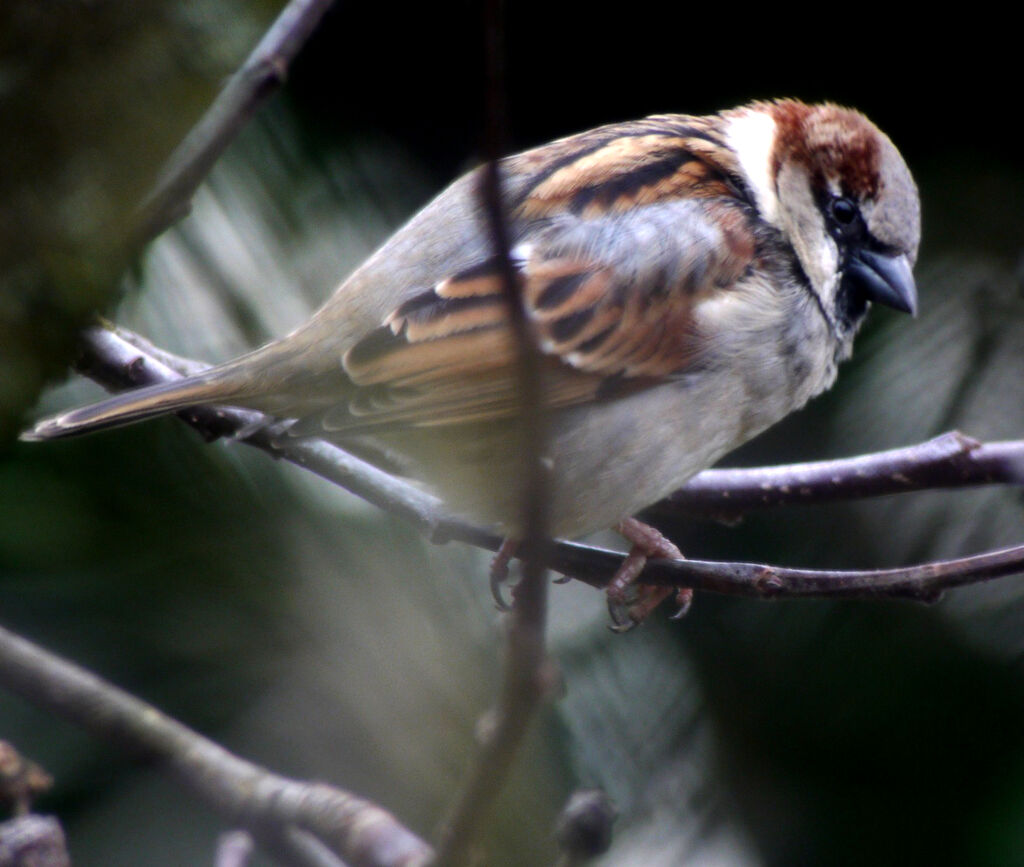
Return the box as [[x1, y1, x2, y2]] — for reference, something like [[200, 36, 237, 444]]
[[826, 195, 864, 243], [830, 196, 858, 226]]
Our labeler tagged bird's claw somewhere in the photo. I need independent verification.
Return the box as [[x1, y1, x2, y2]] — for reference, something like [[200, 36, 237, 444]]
[[669, 588, 694, 620], [489, 539, 519, 611], [604, 518, 692, 630], [606, 594, 639, 633]]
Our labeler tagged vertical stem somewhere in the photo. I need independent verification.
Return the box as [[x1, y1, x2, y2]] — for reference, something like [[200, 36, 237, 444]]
[[432, 2, 555, 863]]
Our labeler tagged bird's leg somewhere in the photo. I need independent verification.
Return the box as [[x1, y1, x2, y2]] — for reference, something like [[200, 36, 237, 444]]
[[489, 538, 519, 611], [606, 517, 692, 631]]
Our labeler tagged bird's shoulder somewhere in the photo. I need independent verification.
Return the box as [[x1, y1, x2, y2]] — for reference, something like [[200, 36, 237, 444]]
[[500, 113, 751, 222]]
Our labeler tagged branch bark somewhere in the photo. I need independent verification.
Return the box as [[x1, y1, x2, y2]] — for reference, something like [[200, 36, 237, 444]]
[[432, 5, 556, 861], [133, 0, 336, 244], [13, 0, 1022, 863], [15, 320, 1024, 866], [0, 623, 431, 867], [661, 432, 1024, 520], [63, 324, 1024, 605]]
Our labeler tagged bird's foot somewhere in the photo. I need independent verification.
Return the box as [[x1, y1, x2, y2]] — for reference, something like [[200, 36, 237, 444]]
[[606, 518, 692, 632], [489, 538, 519, 611]]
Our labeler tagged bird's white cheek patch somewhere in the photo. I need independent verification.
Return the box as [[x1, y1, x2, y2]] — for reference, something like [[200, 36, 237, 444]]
[[725, 111, 779, 225]]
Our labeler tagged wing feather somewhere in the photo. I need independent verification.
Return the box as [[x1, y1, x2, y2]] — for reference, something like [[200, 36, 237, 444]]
[[322, 124, 759, 432]]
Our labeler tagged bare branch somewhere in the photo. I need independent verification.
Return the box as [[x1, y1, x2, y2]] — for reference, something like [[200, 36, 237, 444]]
[[561, 542, 1024, 602], [0, 624, 431, 867], [662, 432, 1024, 520], [134, 0, 336, 243], [432, 7, 556, 862], [64, 325, 1024, 605], [76, 325, 472, 544]]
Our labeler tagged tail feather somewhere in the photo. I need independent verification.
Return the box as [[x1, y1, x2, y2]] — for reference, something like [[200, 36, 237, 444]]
[[21, 375, 242, 441]]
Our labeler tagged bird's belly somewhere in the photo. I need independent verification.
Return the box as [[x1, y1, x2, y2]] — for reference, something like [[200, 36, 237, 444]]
[[378, 350, 827, 538]]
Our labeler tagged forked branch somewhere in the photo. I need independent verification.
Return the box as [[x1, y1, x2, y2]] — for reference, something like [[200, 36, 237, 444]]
[[0, 624, 431, 867], [66, 325, 1024, 604]]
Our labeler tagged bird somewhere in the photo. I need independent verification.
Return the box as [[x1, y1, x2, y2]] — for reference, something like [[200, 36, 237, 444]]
[[23, 99, 921, 624]]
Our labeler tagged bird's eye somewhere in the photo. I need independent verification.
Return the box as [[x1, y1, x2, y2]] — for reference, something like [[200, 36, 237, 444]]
[[826, 195, 864, 243], [830, 196, 858, 226]]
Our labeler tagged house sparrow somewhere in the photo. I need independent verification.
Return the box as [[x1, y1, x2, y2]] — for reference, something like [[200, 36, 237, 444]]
[[24, 99, 920, 620]]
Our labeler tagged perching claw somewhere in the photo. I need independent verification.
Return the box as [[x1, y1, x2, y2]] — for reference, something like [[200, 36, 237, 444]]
[[489, 539, 519, 611], [669, 588, 694, 620], [606, 594, 640, 634], [604, 517, 690, 630]]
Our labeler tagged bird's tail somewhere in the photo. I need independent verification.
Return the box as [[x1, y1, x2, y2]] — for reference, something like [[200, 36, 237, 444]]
[[21, 374, 244, 441]]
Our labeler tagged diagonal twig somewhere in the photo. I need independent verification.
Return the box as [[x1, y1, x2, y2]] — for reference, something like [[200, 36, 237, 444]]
[[65, 324, 1024, 605], [134, 0, 336, 244], [13, 328, 1024, 862], [0, 623, 431, 867]]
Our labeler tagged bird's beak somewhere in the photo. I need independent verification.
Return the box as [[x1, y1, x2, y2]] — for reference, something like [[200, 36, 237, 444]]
[[845, 248, 917, 316]]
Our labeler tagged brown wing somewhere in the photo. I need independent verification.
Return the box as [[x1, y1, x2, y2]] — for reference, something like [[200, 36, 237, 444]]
[[324, 125, 759, 432]]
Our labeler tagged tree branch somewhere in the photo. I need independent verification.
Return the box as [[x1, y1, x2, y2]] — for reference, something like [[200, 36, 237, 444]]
[[432, 4, 556, 861], [63, 324, 1024, 605], [661, 432, 1024, 520], [15, 328, 1024, 863], [133, 0, 336, 244], [13, 0, 1021, 862], [0, 623, 431, 867]]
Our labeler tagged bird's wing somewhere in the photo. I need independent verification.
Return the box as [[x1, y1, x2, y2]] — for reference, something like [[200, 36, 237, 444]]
[[315, 125, 761, 432]]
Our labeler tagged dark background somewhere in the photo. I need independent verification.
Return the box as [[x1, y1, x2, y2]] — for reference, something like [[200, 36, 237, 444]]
[[3, 3, 1024, 865]]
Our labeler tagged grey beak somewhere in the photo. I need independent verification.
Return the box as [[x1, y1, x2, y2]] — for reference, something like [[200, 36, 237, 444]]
[[846, 248, 917, 316]]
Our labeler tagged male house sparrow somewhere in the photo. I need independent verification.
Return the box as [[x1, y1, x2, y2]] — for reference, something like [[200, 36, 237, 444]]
[[25, 100, 920, 619]]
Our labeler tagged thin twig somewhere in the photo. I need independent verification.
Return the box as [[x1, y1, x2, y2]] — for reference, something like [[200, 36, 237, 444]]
[[66, 325, 1024, 604], [554, 542, 1024, 602], [661, 432, 1024, 520], [76, 325, 469, 543], [432, 4, 555, 862], [0, 624, 430, 867], [134, 0, 336, 243]]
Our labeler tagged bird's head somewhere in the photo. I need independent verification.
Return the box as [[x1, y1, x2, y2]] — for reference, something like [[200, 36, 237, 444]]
[[727, 99, 920, 342]]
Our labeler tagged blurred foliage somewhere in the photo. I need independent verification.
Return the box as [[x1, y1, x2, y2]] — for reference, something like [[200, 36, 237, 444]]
[[3, 3, 1024, 866], [0, 0, 273, 440]]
